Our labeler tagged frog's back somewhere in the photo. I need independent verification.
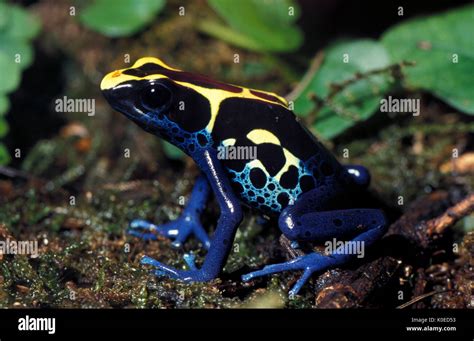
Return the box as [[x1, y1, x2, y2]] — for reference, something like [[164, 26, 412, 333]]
[[210, 98, 344, 214]]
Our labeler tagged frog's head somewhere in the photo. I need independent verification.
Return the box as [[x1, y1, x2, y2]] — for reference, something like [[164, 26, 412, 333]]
[[101, 58, 181, 137]]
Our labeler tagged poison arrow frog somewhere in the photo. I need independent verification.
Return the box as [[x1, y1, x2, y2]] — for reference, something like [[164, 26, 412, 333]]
[[101, 57, 387, 296]]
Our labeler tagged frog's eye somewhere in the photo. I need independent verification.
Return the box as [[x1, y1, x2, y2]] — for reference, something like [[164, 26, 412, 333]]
[[140, 83, 172, 112]]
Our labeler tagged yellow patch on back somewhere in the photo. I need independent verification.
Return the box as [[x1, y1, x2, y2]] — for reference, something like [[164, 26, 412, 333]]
[[246, 129, 281, 146], [170, 81, 288, 133], [222, 138, 236, 146], [275, 148, 300, 181], [250, 88, 288, 106], [244, 129, 301, 182]]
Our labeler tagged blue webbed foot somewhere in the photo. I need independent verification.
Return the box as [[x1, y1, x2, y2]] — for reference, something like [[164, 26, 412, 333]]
[[141, 255, 212, 282], [128, 213, 211, 249], [242, 252, 344, 297], [243, 221, 387, 297]]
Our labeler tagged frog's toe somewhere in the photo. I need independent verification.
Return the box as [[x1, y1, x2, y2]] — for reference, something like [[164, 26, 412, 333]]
[[128, 219, 160, 240], [242, 259, 300, 282], [242, 252, 341, 297], [141, 255, 212, 282], [183, 253, 198, 270], [141, 255, 181, 279], [128, 215, 211, 249]]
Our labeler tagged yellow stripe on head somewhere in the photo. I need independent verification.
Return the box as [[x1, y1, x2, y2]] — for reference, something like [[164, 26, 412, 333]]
[[101, 57, 289, 123], [100, 57, 178, 90], [131, 57, 180, 71]]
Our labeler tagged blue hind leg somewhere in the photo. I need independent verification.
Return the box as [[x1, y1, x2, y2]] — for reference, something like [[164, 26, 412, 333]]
[[242, 186, 387, 297], [128, 174, 211, 249]]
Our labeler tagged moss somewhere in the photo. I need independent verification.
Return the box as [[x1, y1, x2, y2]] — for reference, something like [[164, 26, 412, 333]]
[[1, 0, 472, 309]]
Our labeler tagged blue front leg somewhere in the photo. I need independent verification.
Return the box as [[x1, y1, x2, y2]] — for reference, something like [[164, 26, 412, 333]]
[[139, 149, 243, 282], [128, 174, 211, 249], [242, 185, 387, 297]]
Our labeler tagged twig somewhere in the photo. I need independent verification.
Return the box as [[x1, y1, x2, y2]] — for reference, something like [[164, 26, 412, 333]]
[[315, 190, 471, 307], [286, 51, 325, 102], [304, 60, 416, 127], [424, 193, 474, 236], [396, 290, 445, 309], [0, 166, 31, 180]]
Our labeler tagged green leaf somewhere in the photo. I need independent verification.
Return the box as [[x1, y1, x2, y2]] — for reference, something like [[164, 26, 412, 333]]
[[0, 143, 10, 165], [0, 4, 38, 69], [293, 40, 392, 139], [0, 4, 41, 41], [206, 0, 302, 52], [0, 3, 9, 30], [0, 95, 9, 116], [382, 4, 474, 114], [0, 116, 8, 138], [80, 0, 166, 37], [0, 51, 21, 94], [0, 38, 33, 69], [162, 140, 184, 160]]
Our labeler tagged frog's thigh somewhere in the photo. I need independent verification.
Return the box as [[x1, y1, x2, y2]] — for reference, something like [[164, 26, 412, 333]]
[[278, 186, 385, 242]]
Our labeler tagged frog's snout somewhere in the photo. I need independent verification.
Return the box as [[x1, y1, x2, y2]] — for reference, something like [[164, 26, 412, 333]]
[[101, 72, 139, 119], [101, 69, 124, 91]]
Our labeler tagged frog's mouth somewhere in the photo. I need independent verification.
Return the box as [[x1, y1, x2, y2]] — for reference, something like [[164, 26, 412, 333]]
[[102, 82, 142, 119], [102, 82, 162, 137]]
